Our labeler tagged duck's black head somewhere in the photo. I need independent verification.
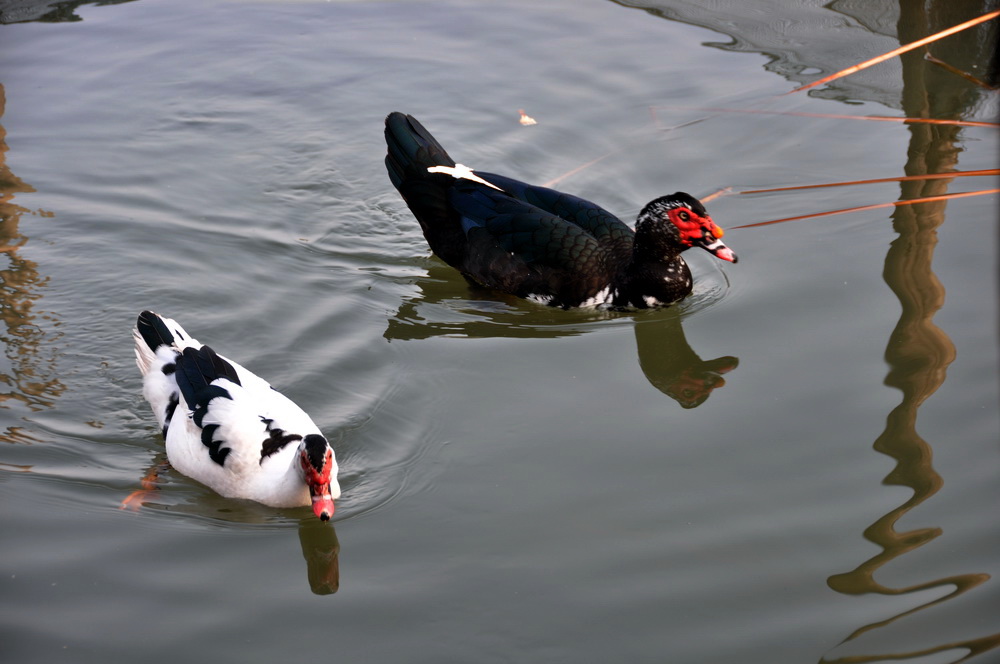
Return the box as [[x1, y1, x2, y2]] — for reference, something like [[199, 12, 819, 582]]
[[634, 193, 737, 264]]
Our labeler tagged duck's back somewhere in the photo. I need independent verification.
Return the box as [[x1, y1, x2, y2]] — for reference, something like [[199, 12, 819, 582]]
[[446, 182, 621, 305], [475, 172, 635, 273]]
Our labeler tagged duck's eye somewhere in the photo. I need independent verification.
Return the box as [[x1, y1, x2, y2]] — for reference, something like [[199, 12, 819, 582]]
[[678, 210, 690, 221]]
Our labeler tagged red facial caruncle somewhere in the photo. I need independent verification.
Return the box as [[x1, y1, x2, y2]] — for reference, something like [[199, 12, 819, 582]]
[[668, 207, 737, 263], [301, 447, 335, 521]]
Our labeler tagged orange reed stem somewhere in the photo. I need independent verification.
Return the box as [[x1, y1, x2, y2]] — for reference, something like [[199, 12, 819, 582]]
[[741, 169, 1000, 195], [650, 106, 1000, 129], [789, 10, 1000, 93], [732, 189, 1000, 229]]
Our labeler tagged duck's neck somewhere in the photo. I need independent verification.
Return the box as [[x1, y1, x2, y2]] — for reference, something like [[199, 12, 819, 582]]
[[616, 253, 692, 308]]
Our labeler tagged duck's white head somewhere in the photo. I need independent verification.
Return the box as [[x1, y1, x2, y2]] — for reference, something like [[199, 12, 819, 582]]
[[300, 434, 339, 521]]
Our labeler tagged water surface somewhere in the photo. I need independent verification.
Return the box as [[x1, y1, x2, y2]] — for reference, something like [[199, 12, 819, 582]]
[[1, 1, 998, 662]]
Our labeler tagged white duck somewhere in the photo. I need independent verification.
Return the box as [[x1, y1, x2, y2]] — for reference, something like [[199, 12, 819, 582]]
[[132, 310, 339, 520]]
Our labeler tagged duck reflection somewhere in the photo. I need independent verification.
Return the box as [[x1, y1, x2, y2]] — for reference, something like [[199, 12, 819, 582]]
[[384, 263, 738, 408], [123, 466, 341, 596], [298, 518, 340, 595], [0, 83, 63, 440], [634, 316, 737, 408], [384, 263, 597, 341]]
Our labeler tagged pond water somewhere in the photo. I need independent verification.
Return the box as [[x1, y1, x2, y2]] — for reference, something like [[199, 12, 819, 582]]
[[1, 1, 998, 662]]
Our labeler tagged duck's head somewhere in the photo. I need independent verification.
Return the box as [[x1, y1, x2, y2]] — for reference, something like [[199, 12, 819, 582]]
[[300, 434, 340, 521], [635, 193, 737, 263]]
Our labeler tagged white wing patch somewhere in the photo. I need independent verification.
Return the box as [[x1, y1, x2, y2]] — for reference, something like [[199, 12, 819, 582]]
[[579, 286, 614, 308], [427, 163, 503, 191], [526, 293, 555, 306], [528, 286, 615, 308]]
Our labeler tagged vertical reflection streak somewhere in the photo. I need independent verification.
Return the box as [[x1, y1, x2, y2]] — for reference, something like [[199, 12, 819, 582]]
[[0, 84, 63, 437], [822, 2, 1000, 661]]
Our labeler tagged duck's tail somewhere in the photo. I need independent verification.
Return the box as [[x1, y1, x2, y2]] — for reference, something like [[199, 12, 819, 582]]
[[384, 112, 456, 190], [133, 310, 193, 376]]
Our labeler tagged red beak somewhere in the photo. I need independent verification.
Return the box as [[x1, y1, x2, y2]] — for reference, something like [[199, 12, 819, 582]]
[[704, 239, 738, 263], [310, 485, 335, 521]]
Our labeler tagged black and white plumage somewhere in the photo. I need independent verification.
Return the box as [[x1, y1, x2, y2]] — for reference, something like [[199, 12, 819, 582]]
[[132, 311, 339, 520], [384, 112, 737, 309]]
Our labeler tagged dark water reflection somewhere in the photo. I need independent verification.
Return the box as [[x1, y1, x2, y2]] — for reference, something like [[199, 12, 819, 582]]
[[633, 314, 738, 407], [298, 519, 340, 595], [820, 3, 1000, 661], [384, 264, 625, 340], [385, 264, 739, 408], [122, 458, 341, 595]]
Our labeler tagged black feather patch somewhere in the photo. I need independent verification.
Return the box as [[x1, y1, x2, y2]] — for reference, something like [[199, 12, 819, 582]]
[[200, 423, 231, 466], [182, 345, 241, 389], [162, 393, 179, 439], [200, 423, 220, 448], [173, 346, 240, 466], [303, 434, 329, 470], [210, 444, 231, 466], [260, 427, 303, 462], [175, 346, 239, 426], [137, 311, 176, 352], [190, 385, 234, 428]]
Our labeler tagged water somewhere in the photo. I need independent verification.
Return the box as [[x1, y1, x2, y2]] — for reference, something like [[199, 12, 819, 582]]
[[1, 1, 998, 662]]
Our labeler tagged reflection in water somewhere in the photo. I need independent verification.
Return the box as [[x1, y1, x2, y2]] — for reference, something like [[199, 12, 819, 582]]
[[822, 3, 1000, 662], [0, 83, 63, 437], [386, 263, 738, 408], [123, 464, 342, 596], [298, 519, 340, 595], [0, 0, 137, 25], [619, 0, 998, 657], [384, 264, 607, 340], [634, 315, 737, 408]]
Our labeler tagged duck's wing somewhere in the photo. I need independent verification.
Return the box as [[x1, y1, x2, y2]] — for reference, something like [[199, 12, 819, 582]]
[[172, 345, 252, 467], [173, 344, 321, 469], [448, 184, 614, 305], [475, 171, 635, 269]]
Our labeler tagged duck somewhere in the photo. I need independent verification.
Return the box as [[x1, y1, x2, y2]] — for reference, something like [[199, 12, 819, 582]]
[[384, 111, 737, 309], [132, 310, 339, 520]]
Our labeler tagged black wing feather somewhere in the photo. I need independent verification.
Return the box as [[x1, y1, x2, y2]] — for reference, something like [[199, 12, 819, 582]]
[[450, 186, 613, 303], [136, 310, 176, 352], [174, 346, 241, 428], [475, 172, 635, 269], [384, 112, 471, 266]]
